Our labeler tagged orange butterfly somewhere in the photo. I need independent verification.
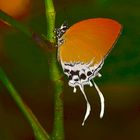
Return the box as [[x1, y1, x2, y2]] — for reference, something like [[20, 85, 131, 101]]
[[56, 18, 122, 125]]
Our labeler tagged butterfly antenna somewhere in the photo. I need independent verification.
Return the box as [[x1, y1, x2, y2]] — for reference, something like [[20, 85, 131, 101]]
[[61, 21, 68, 29]]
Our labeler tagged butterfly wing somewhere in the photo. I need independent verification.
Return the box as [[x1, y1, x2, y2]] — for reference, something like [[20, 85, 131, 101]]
[[59, 18, 122, 66], [58, 18, 122, 125]]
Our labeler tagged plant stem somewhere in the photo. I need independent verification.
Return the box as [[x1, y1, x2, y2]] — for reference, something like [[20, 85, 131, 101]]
[[48, 52, 64, 140], [45, 0, 56, 43], [45, 0, 64, 139], [0, 1, 65, 139], [0, 68, 50, 140], [0, 10, 52, 51], [52, 79, 64, 140]]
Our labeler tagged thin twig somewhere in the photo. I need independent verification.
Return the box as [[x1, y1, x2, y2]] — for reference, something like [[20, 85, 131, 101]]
[[0, 68, 50, 140], [0, 10, 52, 52], [45, 0, 56, 43]]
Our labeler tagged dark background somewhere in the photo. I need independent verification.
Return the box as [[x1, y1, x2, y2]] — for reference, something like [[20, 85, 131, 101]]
[[0, 0, 140, 139]]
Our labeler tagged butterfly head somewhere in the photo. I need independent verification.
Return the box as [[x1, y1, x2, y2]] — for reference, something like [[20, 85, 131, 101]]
[[55, 22, 68, 46]]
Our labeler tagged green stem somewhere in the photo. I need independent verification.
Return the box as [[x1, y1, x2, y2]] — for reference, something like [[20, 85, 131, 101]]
[[0, 68, 50, 140], [52, 79, 64, 140], [45, 0, 64, 139], [45, 0, 56, 43], [0, 10, 52, 51], [48, 53, 64, 140], [0, 1, 64, 139]]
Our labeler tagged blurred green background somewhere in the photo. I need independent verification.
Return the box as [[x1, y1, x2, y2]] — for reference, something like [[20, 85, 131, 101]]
[[0, 0, 140, 139]]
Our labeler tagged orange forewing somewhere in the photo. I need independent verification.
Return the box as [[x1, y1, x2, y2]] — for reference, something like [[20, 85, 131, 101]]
[[59, 18, 122, 65]]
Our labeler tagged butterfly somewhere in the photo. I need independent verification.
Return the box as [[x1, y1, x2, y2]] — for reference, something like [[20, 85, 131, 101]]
[[56, 18, 122, 125]]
